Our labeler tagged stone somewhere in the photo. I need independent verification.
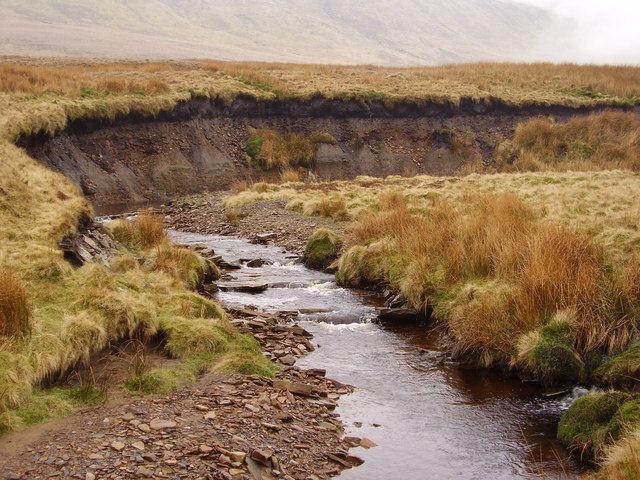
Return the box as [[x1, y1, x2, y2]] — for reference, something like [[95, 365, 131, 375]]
[[250, 448, 273, 466], [199, 445, 213, 454], [132, 441, 145, 451], [204, 411, 217, 420], [85, 473, 96, 480], [111, 441, 125, 452], [246, 258, 268, 268], [149, 419, 177, 430], [272, 380, 314, 397], [138, 423, 151, 433], [377, 307, 427, 323], [360, 437, 377, 449], [218, 283, 269, 294], [279, 355, 296, 366], [135, 466, 154, 478], [229, 451, 246, 463]]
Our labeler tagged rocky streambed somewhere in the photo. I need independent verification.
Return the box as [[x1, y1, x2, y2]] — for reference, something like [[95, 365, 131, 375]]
[[0, 218, 585, 480], [170, 230, 584, 479]]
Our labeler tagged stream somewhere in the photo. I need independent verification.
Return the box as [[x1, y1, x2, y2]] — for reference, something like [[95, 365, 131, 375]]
[[169, 230, 581, 479]]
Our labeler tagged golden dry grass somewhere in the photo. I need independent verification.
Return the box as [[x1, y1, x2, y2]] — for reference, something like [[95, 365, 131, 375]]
[[108, 210, 167, 250], [0, 269, 31, 337], [1, 58, 639, 145], [228, 170, 640, 370], [280, 168, 303, 183], [495, 111, 640, 172]]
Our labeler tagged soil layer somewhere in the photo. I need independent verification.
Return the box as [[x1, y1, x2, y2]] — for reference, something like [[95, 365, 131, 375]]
[[20, 96, 625, 210]]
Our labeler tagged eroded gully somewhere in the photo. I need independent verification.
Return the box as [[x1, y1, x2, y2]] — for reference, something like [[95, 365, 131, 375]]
[[169, 230, 582, 480]]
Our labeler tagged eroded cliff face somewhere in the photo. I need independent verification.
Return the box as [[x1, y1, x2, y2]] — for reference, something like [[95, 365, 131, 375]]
[[19, 96, 621, 211]]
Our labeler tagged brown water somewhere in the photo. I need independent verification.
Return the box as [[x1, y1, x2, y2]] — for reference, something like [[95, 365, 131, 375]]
[[169, 230, 582, 480]]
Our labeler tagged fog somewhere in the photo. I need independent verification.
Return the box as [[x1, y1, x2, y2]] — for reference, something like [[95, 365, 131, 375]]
[[518, 0, 640, 64]]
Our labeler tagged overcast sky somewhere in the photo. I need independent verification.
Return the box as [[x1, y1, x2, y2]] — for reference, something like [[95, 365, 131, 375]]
[[519, 0, 640, 64]]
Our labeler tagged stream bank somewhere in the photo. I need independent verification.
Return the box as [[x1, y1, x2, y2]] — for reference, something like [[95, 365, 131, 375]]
[[20, 96, 625, 211], [169, 230, 583, 479]]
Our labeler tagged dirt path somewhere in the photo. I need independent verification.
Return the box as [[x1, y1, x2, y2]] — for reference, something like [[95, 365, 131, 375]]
[[163, 193, 346, 255]]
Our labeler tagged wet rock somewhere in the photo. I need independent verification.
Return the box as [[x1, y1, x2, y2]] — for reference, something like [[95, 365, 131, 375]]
[[246, 258, 271, 268], [377, 307, 424, 323], [213, 257, 243, 270], [360, 438, 377, 449], [218, 283, 269, 294]]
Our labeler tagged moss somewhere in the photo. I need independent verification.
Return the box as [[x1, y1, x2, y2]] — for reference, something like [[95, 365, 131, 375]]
[[218, 351, 278, 377], [304, 228, 343, 270], [558, 391, 640, 460], [596, 340, 640, 388], [517, 313, 584, 387]]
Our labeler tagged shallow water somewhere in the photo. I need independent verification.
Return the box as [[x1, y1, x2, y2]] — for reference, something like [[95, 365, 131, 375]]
[[169, 230, 581, 479]]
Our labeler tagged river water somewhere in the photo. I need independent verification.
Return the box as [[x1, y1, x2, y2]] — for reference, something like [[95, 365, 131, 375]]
[[169, 230, 581, 479]]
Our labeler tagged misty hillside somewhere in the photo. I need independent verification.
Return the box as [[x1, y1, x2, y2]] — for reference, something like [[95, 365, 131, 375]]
[[0, 0, 567, 65]]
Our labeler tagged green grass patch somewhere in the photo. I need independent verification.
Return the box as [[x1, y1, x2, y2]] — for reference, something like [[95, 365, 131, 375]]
[[596, 340, 640, 388], [0, 385, 105, 435], [558, 391, 640, 461]]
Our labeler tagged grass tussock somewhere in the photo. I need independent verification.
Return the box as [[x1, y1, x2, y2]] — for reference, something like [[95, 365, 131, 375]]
[[558, 392, 640, 462], [280, 168, 303, 183], [496, 111, 640, 172], [331, 190, 639, 375], [596, 341, 640, 389], [304, 228, 343, 270], [596, 428, 640, 480], [108, 210, 167, 250], [0, 269, 31, 338], [0, 385, 105, 435], [246, 128, 315, 170]]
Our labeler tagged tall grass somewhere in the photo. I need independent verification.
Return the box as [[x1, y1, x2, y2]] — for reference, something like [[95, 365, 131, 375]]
[[338, 192, 639, 373], [109, 210, 167, 250], [245, 128, 315, 170], [496, 111, 640, 172], [0, 269, 31, 338]]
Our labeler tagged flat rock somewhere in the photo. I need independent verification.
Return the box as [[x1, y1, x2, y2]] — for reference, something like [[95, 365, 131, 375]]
[[250, 448, 273, 466], [272, 380, 314, 397], [149, 418, 177, 430]]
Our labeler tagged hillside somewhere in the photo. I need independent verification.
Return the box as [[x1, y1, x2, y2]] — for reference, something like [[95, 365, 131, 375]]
[[0, 0, 565, 65]]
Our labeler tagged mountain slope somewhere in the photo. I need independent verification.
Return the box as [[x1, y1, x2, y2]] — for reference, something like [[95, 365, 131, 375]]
[[0, 0, 565, 65]]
